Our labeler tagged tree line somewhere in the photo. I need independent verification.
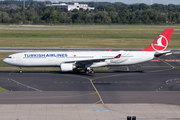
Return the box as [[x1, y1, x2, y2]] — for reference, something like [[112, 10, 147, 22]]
[[0, 1, 180, 24]]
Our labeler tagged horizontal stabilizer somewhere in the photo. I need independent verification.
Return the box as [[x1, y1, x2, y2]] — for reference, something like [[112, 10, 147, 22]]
[[154, 50, 171, 57]]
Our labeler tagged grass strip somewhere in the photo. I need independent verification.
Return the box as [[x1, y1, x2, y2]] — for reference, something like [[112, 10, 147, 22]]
[[0, 87, 9, 91], [0, 25, 180, 29], [0, 30, 179, 49]]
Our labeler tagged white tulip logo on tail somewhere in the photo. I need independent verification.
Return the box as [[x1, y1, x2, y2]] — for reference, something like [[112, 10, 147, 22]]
[[151, 35, 168, 51], [154, 36, 165, 47]]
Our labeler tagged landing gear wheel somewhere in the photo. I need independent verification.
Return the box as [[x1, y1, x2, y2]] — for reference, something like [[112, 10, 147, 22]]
[[90, 69, 94, 74], [85, 70, 90, 74], [85, 68, 94, 74], [19, 67, 22, 73]]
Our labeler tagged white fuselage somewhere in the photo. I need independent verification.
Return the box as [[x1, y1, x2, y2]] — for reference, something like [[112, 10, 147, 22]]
[[3, 51, 155, 68]]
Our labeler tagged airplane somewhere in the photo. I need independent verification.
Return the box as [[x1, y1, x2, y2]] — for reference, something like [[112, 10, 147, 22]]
[[3, 29, 174, 74]]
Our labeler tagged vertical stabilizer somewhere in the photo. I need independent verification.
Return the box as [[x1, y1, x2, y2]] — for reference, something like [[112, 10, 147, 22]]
[[141, 29, 174, 51]]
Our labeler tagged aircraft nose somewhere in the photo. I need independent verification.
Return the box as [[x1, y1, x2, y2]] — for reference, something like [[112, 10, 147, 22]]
[[3, 58, 8, 64]]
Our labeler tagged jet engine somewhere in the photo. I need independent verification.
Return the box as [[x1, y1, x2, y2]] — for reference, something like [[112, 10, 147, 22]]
[[60, 63, 76, 72]]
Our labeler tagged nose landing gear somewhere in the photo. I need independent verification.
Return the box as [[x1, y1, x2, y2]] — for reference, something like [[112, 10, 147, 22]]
[[19, 67, 22, 73]]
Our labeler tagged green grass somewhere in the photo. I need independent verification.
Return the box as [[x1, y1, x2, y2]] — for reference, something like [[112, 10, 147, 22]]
[[1, 24, 180, 29], [0, 87, 9, 91], [0, 30, 179, 49]]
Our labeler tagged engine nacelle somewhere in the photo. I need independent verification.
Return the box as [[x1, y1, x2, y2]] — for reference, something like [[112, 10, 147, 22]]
[[60, 63, 75, 72]]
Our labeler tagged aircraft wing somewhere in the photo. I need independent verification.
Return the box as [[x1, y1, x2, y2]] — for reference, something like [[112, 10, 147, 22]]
[[65, 58, 109, 64], [64, 54, 121, 63]]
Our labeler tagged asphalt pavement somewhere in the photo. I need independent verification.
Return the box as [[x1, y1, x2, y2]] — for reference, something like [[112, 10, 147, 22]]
[[0, 53, 180, 104]]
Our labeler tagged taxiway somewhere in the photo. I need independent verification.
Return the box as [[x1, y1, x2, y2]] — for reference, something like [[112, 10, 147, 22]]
[[0, 53, 180, 105]]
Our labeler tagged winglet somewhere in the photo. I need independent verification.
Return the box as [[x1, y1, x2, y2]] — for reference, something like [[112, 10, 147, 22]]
[[141, 29, 174, 51], [114, 54, 121, 58]]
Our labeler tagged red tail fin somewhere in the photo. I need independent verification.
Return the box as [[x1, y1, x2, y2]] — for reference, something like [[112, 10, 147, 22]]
[[141, 29, 174, 51]]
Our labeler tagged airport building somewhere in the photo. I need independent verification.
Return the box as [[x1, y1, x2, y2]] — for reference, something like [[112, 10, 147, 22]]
[[46, 2, 95, 11]]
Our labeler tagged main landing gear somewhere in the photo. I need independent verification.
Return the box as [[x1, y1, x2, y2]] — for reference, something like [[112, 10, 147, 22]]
[[85, 68, 94, 74]]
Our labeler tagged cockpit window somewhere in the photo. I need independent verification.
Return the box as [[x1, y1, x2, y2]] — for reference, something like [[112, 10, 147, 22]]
[[7, 56, 12, 59]]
